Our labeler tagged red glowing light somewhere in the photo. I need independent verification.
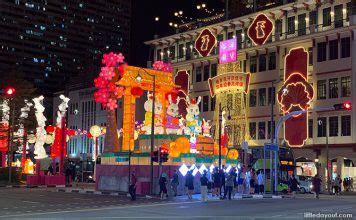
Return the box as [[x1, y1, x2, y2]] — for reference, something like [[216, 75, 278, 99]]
[[5, 87, 15, 96]]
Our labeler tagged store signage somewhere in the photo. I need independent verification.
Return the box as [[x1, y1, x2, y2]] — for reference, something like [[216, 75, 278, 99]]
[[194, 28, 217, 57], [247, 13, 274, 46], [277, 47, 314, 147], [208, 72, 250, 97], [219, 38, 237, 64]]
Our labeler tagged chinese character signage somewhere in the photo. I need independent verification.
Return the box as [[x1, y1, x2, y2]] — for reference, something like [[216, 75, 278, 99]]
[[247, 13, 274, 46], [219, 38, 237, 64], [208, 72, 250, 97], [277, 47, 314, 147], [194, 28, 217, 57]]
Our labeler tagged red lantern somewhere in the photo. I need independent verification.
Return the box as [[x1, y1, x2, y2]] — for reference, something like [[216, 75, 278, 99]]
[[131, 86, 143, 97], [87, 133, 93, 139], [67, 129, 76, 137], [46, 125, 55, 133]]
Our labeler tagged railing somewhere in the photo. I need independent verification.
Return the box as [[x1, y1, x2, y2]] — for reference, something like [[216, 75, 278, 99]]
[[157, 19, 350, 64]]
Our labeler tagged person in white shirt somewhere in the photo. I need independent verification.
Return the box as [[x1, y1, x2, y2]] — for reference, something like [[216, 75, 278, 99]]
[[257, 171, 264, 195]]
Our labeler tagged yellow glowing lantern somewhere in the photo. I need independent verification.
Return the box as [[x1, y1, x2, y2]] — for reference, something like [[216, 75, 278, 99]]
[[90, 125, 102, 138], [227, 149, 239, 160], [45, 134, 54, 144]]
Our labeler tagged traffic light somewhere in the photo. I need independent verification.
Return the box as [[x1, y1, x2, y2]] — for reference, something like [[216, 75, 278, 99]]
[[5, 87, 15, 96], [151, 150, 158, 163], [334, 102, 352, 111], [160, 147, 169, 163]]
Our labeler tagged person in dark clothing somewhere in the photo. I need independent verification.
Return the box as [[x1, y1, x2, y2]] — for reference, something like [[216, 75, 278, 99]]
[[219, 169, 226, 197], [171, 170, 179, 197], [159, 173, 168, 200], [185, 171, 194, 199], [289, 175, 300, 199], [312, 175, 322, 199], [224, 171, 235, 200], [129, 171, 137, 201], [212, 168, 221, 197], [48, 164, 54, 176], [200, 171, 209, 201]]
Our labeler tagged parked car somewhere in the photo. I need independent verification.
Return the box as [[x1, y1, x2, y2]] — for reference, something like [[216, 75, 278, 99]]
[[296, 175, 312, 194]]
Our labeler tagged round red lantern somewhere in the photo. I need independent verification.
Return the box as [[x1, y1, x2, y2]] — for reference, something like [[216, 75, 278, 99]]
[[46, 125, 55, 133], [131, 86, 143, 97]]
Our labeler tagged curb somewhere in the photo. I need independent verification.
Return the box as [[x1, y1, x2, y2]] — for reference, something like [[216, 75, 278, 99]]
[[0, 184, 69, 188]]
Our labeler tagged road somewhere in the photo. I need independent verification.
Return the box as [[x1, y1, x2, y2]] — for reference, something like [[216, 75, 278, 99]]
[[0, 188, 355, 219]]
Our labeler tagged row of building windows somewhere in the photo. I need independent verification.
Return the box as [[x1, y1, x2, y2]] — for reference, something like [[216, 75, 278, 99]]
[[317, 37, 350, 62], [249, 121, 275, 140], [317, 76, 351, 100], [249, 87, 275, 107], [195, 63, 217, 82], [310, 115, 351, 138]]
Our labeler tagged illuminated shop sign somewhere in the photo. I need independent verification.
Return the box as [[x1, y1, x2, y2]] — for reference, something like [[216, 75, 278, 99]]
[[219, 38, 237, 64]]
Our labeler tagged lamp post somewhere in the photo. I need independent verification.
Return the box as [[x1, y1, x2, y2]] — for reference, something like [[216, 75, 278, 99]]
[[136, 68, 157, 195], [318, 119, 330, 193]]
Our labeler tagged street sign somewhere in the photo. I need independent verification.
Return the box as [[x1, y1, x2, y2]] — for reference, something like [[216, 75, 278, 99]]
[[264, 143, 278, 151], [241, 141, 248, 150]]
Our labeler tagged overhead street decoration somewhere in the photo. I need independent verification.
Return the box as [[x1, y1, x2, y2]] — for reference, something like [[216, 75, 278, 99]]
[[194, 28, 217, 57], [208, 72, 250, 97], [247, 13, 274, 46]]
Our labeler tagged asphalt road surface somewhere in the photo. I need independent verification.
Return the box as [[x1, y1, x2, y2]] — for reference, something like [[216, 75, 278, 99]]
[[0, 188, 355, 219]]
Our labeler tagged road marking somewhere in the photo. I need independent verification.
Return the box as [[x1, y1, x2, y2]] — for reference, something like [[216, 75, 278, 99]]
[[0, 200, 216, 217], [23, 201, 40, 204]]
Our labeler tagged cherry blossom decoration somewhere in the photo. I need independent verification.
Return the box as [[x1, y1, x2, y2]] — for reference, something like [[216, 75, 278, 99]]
[[94, 52, 126, 110], [152, 61, 172, 72]]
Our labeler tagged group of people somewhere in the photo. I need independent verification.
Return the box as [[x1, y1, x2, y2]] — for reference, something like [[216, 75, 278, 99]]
[[343, 177, 354, 192], [332, 175, 354, 194]]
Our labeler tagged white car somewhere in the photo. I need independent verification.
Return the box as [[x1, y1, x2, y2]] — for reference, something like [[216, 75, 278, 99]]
[[296, 176, 313, 194]]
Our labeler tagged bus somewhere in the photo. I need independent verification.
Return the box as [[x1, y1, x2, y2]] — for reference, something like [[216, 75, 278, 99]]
[[251, 146, 295, 193]]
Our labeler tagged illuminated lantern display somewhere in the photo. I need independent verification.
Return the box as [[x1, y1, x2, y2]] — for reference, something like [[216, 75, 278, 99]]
[[174, 70, 189, 117], [152, 61, 173, 72], [169, 142, 181, 158], [194, 28, 217, 57], [165, 95, 181, 135], [227, 149, 239, 160], [219, 38, 237, 64], [0, 123, 8, 152], [208, 72, 250, 97], [175, 137, 190, 154], [131, 86, 144, 97], [32, 96, 48, 159], [247, 13, 274, 46], [277, 47, 313, 147]]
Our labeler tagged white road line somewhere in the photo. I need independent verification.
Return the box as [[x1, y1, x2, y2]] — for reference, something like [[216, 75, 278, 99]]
[[0, 200, 215, 218], [22, 201, 40, 204]]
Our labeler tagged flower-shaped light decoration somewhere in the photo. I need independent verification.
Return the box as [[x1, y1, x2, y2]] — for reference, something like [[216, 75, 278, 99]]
[[94, 52, 126, 110], [152, 61, 173, 73], [162, 62, 173, 72]]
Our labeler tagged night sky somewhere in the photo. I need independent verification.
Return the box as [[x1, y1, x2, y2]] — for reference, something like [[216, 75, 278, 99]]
[[130, 0, 224, 66]]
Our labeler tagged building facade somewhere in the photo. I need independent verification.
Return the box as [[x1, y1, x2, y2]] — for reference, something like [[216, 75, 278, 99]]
[[0, 0, 131, 95], [146, 0, 356, 186]]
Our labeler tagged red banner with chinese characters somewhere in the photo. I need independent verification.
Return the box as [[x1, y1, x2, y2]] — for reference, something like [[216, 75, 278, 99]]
[[194, 28, 217, 57], [208, 72, 250, 97], [0, 122, 9, 152], [247, 13, 274, 46], [277, 47, 314, 147]]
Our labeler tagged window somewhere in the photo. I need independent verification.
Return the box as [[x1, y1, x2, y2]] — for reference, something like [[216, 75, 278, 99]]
[[163, 48, 168, 61], [250, 56, 257, 73], [346, 2, 352, 22], [227, 32, 234, 39], [197, 97, 202, 112], [203, 96, 209, 112], [259, 88, 266, 106], [156, 49, 161, 61], [195, 66, 202, 82], [334, 5, 343, 28], [323, 7, 332, 27], [317, 117, 327, 137], [317, 80, 326, 99], [178, 44, 184, 59], [308, 119, 313, 138], [329, 116, 338, 137], [185, 42, 192, 59], [341, 115, 351, 136], [309, 10, 317, 26], [249, 89, 257, 107], [341, 37, 350, 58], [243, 60, 247, 72], [268, 52, 276, 70], [259, 54, 266, 72], [268, 87, 275, 105], [211, 97, 215, 111], [267, 121, 275, 140], [258, 122, 266, 140], [329, 78, 338, 99], [287, 16, 295, 34], [211, 64, 217, 77], [298, 13, 306, 36], [169, 46, 175, 61], [249, 122, 256, 139], [308, 47, 313, 65], [317, 42, 327, 62], [329, 40, 338, 60], [236, 30, 242, 47], [203, 65, 210, 81], [341, 76, 351, 97]]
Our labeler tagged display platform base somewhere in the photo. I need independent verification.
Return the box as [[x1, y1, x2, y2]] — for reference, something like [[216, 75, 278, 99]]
[[26, 174, 46, 186]]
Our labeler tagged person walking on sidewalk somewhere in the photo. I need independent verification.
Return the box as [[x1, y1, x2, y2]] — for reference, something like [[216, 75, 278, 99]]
[[219, 168, 226, 197], [312, 175, 322, 199], [200, 170, 209, 202], [159, 173, 168, 200], [257, 171, 264, 195], [185, 170, 194, 199], [289, 175, 299, 199], [129, 171, 137, 201], [171, 169, 179, 197], [224, 171, 235, 200], [212, 168, 221, 197]]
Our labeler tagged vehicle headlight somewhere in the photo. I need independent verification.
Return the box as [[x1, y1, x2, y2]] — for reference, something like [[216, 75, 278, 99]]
[[310, 184, 313, 188]]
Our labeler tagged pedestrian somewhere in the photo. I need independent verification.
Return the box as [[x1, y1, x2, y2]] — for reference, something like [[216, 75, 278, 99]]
[[257, 171, 264, 195], [224, 171, 235, 200], [219, 168, 225, 197], [343, 177, 348, 192], [129, 171, 137, 201], [311, 175, 322, 199], [289, 175, 299, 199], [244, 169, 250, 194], [249, 171, 255, 194], [185, 170, 194, 199], [171, 169, 179, 197], [159, 173, 168, 200], [237, 169, 244, 194], [48, 164, 54, 176], [233, 168, 238, 198], [212, 168, 221, 197], [335, 175, 341, 195], [350, 178, 354, 192], [200, 170, 209, 202]]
